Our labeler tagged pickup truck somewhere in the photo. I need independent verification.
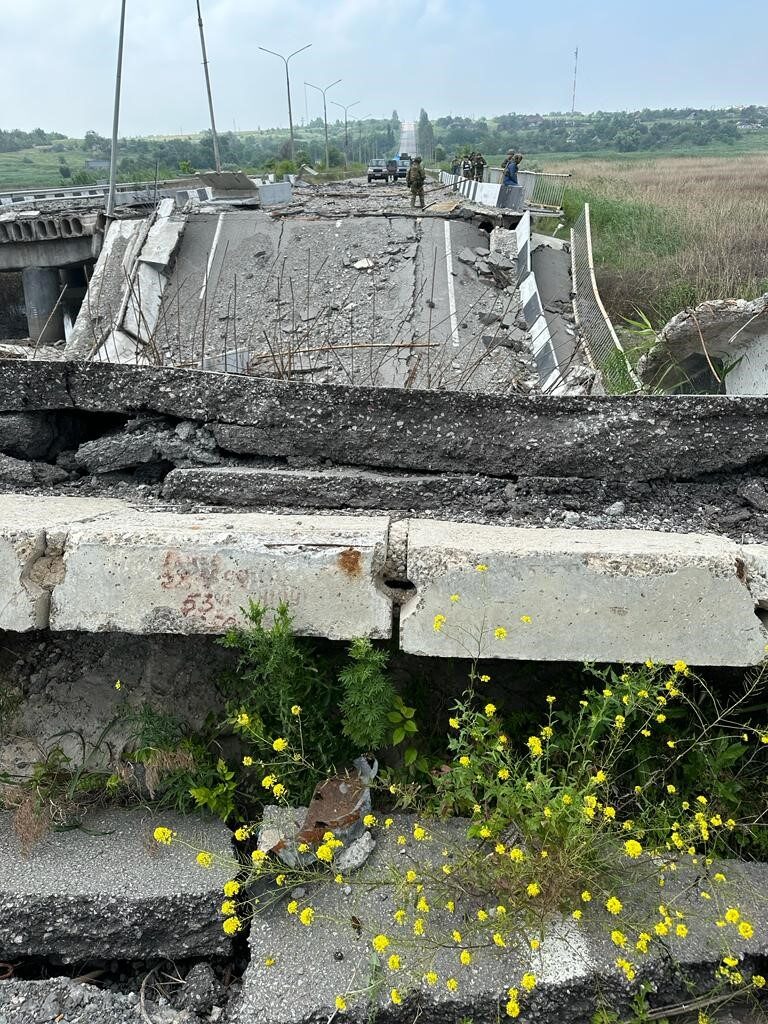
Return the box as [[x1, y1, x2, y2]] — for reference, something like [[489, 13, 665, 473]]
[[367, 159, 390, 183]]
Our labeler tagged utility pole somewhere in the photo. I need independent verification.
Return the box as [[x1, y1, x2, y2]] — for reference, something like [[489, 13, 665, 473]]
[[196, 0, 222, 173], [305, 79, 341, 170], [106, 0, 127, 220], [571, 46, 579, 116], [330, 99, 359, 166], [259, 44, 311, 162]]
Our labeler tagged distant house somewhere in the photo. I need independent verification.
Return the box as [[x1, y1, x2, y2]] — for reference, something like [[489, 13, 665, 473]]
[[85, 159, 111, 171]]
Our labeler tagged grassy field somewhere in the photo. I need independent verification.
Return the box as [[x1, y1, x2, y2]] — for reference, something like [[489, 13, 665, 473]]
[[533, 153, 768, 328], [0, 146, 94, 189]]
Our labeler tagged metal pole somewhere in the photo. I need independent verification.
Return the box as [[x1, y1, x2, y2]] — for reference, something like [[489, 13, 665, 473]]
[[571, 46, 579, 116], [306, 79, 341, 170], [106, 0, 127, 220], [259, 45, 311, 163], [331, 100, 359, 166], [196, 0, 222, 173]]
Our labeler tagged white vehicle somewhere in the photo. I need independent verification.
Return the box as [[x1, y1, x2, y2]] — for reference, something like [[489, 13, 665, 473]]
[[367, 159, 389, 183]]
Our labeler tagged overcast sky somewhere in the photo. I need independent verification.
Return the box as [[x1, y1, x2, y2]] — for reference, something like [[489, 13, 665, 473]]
[[1, 0, 764, 137]]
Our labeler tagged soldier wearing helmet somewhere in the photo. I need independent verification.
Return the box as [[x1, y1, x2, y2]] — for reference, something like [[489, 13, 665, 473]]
[[406, 156, 426, 210]]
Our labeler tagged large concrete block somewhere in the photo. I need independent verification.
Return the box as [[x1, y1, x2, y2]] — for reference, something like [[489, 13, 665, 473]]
[[0, 809, 233, 962], [0, 494, 121, 631], [400, 521, 767, 665], [50, 508, 393, 638], [233, 814, 768, 1024]]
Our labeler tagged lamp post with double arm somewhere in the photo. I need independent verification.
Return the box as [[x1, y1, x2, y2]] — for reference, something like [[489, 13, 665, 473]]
[[330, 99, 360, 167], [305, 78, 341, 170], [258, 43, 312, 163]]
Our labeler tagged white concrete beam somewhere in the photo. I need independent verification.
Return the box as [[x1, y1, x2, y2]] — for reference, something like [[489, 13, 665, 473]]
[[50, 507, 392, 638], [0, 495, 123, 631], [400, 520, 767, 666]]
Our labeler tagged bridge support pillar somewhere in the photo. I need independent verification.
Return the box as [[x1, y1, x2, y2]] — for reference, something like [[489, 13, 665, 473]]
[[21, 267, 65, 344]]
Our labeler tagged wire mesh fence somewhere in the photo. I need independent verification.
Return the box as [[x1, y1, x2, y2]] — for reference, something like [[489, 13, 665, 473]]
[[571, 204, 640, 393]]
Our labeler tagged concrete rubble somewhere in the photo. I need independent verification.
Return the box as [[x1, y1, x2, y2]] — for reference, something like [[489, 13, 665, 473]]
[[4, 361, 768, 540], [0, 493, 391, 638], [0, 808, 233, 963]]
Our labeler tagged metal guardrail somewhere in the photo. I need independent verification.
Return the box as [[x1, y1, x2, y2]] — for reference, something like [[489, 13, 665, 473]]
[[0, 179, 186, 207], [486, 168, 569, 213], [571, 203, 640, 393]]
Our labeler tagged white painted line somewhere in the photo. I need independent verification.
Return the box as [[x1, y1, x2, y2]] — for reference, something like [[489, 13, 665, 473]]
[[443, 220, 460, 347], [199, 212, 225, 302]]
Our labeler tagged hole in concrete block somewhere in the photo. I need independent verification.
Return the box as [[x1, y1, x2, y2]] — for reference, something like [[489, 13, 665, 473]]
[[383, 579, 416, 593]]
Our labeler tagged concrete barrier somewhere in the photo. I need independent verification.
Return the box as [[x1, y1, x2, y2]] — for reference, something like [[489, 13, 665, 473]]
[[3, 494, 768, 665], [399, 520, 767, 666], [0, 495, 392, 639], [0, 495, 123, 631]]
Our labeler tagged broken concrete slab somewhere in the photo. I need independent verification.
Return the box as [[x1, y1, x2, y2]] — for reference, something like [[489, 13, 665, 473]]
[[0, 494, 121, 631], [0, 451, 69, 486], [8, 361, 768, 483], [0, 808, 233, 963], [233, 815, 768, 1024], [0, 412, 55, 460], [400, 520, 767, 665], [49, 505, 392, 638], [162, 465, 509, 512]]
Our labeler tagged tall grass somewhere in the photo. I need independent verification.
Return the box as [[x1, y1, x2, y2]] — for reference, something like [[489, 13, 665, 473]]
[[551, 155, 768, 327]]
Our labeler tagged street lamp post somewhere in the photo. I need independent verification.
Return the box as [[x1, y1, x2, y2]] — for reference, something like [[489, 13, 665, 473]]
[[196, 0, 222, 173], [330, 99, 360, 166], [305, 79, 341, 170], [106, 0, 127, 220], [258, 43, 311, 163]]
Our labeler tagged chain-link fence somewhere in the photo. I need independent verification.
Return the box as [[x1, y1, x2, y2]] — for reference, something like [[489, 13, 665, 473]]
[[571, 204, 640, 393]]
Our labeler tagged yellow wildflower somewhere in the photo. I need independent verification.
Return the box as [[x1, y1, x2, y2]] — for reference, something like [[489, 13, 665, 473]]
[[196, 851, 213, 869], [299, 907, 315, 926], [153, 826, 174, 845]]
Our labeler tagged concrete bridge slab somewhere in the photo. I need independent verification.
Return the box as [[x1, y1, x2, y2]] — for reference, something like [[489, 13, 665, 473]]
[[0, 809, 232, 963], [399, 520, 767, 666], [48, 505, 392, 638], [0, 494, 123, 631]]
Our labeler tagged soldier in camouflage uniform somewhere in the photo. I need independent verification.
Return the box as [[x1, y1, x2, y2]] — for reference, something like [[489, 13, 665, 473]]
[[406, 156, 426, 210], [473, 152, 487, 181]]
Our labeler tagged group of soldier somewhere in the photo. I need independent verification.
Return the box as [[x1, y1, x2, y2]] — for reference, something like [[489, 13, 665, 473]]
[[403, 146, 525, 213], [450, 149, 524, 185], [451, 152, 487, 181]]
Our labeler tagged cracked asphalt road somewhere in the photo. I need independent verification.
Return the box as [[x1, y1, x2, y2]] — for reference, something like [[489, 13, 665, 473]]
[[153, 178, 537, 393]]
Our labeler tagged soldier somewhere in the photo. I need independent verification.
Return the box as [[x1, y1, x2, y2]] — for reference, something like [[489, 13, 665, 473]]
[[474, 151, 487, 182], [502, 149, 515, 170], [462, 153, 472, 177], [406, 156, 426, 210], [503, 153, 523, 186]]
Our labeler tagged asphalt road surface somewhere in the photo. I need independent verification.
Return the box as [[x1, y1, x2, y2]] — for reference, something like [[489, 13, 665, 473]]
[[154, 178, 536, 394]]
